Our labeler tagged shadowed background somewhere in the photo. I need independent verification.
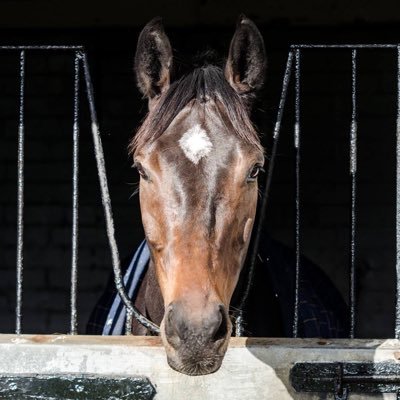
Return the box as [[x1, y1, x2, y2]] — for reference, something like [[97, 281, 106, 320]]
[[0, 0, 399, 337]]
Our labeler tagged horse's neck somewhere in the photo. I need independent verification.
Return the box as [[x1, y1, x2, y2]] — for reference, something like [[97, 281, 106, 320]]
[[132, 260, 164, 335], [131, 255, 283, 337]]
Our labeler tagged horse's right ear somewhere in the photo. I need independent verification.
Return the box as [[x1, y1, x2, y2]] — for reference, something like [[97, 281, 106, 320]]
[[224, 15, 266, 100], [134, 17, 172, 102]]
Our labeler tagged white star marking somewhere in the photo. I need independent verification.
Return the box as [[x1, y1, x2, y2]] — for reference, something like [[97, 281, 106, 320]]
[[178, 124, 213, 164]]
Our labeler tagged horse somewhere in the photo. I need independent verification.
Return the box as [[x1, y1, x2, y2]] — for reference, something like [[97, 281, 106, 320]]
[[88, 15, 348, 376], [128, 15, 267, 375]]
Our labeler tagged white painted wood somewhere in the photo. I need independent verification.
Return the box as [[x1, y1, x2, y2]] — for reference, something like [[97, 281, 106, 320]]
[[0, 335, 399, 399]]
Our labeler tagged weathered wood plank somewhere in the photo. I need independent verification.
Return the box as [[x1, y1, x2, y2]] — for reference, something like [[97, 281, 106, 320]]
[[0, 335, 399, 399]]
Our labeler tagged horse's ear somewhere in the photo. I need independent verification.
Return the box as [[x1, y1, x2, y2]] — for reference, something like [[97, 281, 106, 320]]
[[224, 15, 267, 100], [134, 17, 172, 101]]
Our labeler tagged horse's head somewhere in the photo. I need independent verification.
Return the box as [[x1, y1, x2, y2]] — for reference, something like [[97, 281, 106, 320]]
[[131, 16, 266, 375]]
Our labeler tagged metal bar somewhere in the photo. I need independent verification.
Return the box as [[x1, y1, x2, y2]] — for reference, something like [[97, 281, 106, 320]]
[[291, 44, 399, 49], [125, 310, 133, 335], [341, 375, 400, 383], [292, 361, 400, 394], [80, 52, 160, 334], [349, 49, 358, 339], [235, 51, 294, 337], [70, 51, 81, 335], [293, 48, 301, 338], [396, 45, 400, 340], [15, 50, 25, 335], [0, 46, 84, 50], [2, 44, 397, 51], [334, 363, 348, 400], [0, 375, 155, 399]]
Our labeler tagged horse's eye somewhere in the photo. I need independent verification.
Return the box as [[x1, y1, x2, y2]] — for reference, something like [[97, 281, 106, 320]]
[[247, 165, 263, 182], [134, 162, 149, 181]]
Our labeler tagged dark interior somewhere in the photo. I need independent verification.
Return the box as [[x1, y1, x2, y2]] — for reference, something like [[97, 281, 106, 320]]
[[0, 1, 399, 337]]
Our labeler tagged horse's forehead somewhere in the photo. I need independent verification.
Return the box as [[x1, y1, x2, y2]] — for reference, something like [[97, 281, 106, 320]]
[[152, 103, 241, 167]]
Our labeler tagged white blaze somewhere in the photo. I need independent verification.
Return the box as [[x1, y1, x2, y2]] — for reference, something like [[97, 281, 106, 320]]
[[179, 124, 213, 164]]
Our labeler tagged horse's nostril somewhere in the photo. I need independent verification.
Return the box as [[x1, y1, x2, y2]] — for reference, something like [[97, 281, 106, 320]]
[[167, 305, 174, 323], [165, 302, 190, 343], [165, 305, 181, 343], [211, 304, 228, 342]]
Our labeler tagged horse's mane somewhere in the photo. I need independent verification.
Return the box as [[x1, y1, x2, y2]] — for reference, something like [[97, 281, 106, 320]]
[[129, 63, 262, 153]]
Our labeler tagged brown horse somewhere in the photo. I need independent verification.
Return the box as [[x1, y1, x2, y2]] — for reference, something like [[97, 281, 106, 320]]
[[130, 15, 266, 375]]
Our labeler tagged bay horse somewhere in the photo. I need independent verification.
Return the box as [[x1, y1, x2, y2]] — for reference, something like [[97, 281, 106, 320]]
[[130, 15, 266, 375]]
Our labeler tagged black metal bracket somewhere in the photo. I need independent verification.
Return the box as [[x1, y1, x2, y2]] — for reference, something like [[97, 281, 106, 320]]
[[291, 362, 400, 399], [0, 374, 156, 400]]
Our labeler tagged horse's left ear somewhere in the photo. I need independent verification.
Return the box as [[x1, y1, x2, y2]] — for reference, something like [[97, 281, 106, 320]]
[[224, 15, 267, 99]]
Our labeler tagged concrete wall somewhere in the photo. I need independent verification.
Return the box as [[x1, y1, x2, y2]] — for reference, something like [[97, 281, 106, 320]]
[[0, 335, 399, 399]]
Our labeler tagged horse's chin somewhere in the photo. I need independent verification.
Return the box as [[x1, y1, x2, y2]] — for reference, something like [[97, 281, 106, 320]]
[[166, 352, 224, 376], [160, 324, 231, 376], [167, 350, 225, 376]]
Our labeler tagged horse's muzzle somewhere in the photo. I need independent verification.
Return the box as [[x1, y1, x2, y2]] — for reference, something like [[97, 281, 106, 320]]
[[161, 301, 231, 375]]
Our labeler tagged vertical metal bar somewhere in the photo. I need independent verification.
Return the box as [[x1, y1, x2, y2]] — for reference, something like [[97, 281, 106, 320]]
[[293, 48, 301, 338], [235, 51, 294, 337], [125, 310, 133, 335], [70, 51, 81, 335], [349, 49, 358, 339], [15, 50, 25, 335], [81, 52, 159, 334], [396, 45, 400, 339]]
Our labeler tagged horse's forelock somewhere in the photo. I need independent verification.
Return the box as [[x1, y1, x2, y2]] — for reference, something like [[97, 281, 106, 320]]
[[129, 65, 262, 155]]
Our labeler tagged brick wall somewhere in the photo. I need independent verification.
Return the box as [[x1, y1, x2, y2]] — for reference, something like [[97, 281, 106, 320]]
[[0, 27, 398, 337]]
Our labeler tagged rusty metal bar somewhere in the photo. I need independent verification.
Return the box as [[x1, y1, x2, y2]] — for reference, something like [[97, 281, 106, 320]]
[[15, 50, 25, 335], [349, 49, 358, 338], [0, 46, 83, 50], [293, 48, 301, 338], [80, 52, 159, 334], [292, 44, 398, 49], [396, 45, 400, 340], [70, 51, 81, 335], [235, 50, 294, 336]]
